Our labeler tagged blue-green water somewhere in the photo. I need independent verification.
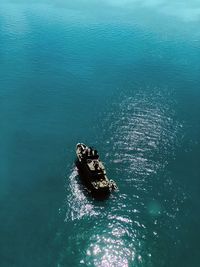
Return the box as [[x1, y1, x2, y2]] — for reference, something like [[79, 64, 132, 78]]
[[1, 1, 200, 267]]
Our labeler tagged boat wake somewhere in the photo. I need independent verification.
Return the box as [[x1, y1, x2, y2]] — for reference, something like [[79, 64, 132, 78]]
[[64, 168, 99, 221]]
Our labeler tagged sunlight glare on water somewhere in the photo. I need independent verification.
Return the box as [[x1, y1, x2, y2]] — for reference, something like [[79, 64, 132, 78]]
[[1, 1, 200, 267], [62, 86, 185, 266]]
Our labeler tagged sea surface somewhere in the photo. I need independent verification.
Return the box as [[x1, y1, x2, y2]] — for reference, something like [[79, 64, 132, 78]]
[[1, 1, 200, 267]]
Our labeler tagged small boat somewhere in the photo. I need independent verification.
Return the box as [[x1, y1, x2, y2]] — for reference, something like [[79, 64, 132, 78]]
[[75, 143, 117, 196]]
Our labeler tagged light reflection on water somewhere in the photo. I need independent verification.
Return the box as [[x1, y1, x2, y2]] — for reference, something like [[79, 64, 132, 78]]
[[63, 87, 184, 266], [106, 88, 181, 176], [0, 2, 199, 266]]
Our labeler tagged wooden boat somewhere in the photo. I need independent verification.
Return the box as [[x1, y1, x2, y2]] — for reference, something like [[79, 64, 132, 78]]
[[75, 143, 117, 196]]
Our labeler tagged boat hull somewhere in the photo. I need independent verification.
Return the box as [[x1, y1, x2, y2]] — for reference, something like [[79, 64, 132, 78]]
[[75, 159, 111, 197]]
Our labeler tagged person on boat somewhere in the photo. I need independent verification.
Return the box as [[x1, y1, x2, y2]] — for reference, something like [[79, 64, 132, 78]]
[[82, 148, 88, 159], [88, 148, 92, 157], [79, 145, 83, 153], [94, 161, 99, 170], [92, 149, 98, 159]]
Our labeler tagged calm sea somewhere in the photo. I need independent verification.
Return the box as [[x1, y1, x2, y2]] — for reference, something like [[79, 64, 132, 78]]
[[1, 1, 200, 267]]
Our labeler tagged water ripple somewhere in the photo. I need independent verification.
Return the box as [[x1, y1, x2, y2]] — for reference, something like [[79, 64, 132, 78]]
[[65, 168, 99, 221], [62, 87, 184, 266]]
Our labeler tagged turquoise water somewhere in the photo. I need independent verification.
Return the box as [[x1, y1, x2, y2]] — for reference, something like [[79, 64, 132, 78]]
[[1, 1, 200, 266]]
